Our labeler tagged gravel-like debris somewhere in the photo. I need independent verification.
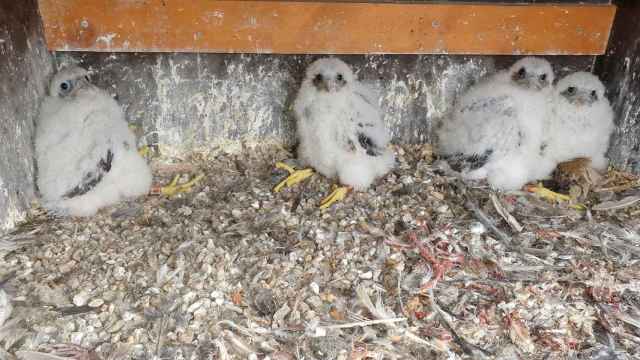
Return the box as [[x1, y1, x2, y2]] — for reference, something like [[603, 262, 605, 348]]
[[1, 144, 640, 360]]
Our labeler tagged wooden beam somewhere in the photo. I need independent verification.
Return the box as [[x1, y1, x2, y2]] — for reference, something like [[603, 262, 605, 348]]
[[37, 1, 616, 55]]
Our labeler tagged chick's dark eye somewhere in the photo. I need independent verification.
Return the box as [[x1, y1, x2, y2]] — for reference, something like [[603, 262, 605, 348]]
[[517, 67, 526, 78], [85, 75, 90, 81], [539, 74, 547, 81], [591, 90, 598, 99], [567, 86, 576, 95], [60, 81, 71, 91], [337, 74, 344, 81], [314, 74, 323, 81]]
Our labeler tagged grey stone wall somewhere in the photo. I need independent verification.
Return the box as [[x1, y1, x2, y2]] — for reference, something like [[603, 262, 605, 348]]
[[54, 53, 594, 156], [596, 0, 640, 173], [0, 1, 53, 233]]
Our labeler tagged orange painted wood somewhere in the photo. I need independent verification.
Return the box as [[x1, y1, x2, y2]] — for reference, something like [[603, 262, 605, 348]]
[[37, 1, 616, 55]]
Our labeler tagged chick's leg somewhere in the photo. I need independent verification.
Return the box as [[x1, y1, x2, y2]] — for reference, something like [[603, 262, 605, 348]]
[[273, 162, 314, 192], [138, 145, 150, 157], [525, 183, 585, 210], [526, 183, 571, 202], [155, 174, 205, 197], [319, 185, 351, 210]]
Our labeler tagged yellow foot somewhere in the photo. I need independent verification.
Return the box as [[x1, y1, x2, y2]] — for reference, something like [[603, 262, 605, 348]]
[[319, 185, 351, 210], [273, 162, 314, 192], [138, 145, 150, 157], [525, 183, 585, 210], [158, 174, 205, 197]]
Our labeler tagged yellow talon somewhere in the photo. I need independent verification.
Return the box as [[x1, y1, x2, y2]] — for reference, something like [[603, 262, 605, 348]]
[[138, 145, 150, 157], [319, 185, 351, 210], [570, 203, 587, 211], [527, 183, 571, 202], [526, 183, 586, 210], [275, 162, 296, 174], [160, 174, 205, 196], [273, 162, 314, 192]]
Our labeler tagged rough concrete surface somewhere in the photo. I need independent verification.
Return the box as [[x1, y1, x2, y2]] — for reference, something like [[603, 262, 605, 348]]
[[0, 1, 53, 233]]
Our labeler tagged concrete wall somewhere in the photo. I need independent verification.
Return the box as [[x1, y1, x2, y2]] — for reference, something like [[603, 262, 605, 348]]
[[596, 0, 640, 173], [54, 53, 594, 157], [0, 1, 54, 233]]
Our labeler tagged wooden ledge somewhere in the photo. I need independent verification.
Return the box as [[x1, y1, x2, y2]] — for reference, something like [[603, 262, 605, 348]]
[[38, 1, 616, 55]]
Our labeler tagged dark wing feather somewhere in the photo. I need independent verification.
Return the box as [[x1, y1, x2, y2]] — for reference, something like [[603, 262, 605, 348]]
[[350, 86, 387, 157], [63, 149, 113, 198], [357, 133, 382, 157], [441, 149, 493, 173]]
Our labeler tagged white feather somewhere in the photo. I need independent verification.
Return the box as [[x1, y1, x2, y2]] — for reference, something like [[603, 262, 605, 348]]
[[545, 72, 614, 171], [0, 289, 11, 328], [438, 57, 556, 190], [294, 58, 395, 190], [35, 67, 152, 217]]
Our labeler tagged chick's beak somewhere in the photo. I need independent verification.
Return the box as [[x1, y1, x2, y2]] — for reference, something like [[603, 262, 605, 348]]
[[313, 77, 329, 92], [327, 80, 338, 93], [536, 79, 548, 91], [574, 91, 593, 106]]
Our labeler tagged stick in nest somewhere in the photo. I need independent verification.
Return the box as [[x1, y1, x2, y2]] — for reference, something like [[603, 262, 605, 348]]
[[464, 196, 515, 251]]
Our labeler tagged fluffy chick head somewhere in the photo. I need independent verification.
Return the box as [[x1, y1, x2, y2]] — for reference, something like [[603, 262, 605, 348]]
[[556, 71, 606, 107], [49, 66, 93, 99], [304, 58, 355, 94], [509, 57, 554, 91]]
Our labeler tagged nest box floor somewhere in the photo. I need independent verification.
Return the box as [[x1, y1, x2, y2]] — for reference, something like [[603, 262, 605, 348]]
[[2, 145, 640, 359]]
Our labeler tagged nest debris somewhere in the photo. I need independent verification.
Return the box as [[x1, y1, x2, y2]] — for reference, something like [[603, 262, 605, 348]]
[[1, 144, 639, 360]]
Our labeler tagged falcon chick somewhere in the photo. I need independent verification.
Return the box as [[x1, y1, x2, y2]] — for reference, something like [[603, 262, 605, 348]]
[[35, 66, 152, 217], [274, 58, 395, 208], [438, 57, 556, 190], [545, 72, 614, 171]]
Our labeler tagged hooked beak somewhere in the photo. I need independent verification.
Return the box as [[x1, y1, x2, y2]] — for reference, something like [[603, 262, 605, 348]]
[[327, 80, 340, 93], [512, 75, 546, 91], [571, 90, 597, 106], [573, 95, 589, 106], [534, 80, 548, 91], [312, 77, 329, 92]]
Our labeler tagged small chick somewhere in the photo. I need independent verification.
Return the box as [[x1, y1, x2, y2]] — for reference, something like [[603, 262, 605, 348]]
[[274, 58, 395, 208], [546, 72, 614, 172], [35, 66, 152, 217], [438, 57, 556, 190]]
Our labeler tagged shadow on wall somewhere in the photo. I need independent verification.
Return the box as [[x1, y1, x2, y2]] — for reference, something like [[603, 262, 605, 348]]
[[0, 1, 53, 233]]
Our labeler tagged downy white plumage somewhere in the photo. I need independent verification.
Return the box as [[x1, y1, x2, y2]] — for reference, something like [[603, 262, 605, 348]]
[[545, 72, 614, 172], [294, 58, 395, 191], [35, 66, 152, 216], [438, 57, 556, 190]]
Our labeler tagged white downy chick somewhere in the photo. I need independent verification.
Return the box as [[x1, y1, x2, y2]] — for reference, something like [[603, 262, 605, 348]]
[[294, 58, 395, 191], [35, 66, 152, 216], [545, 71, 614, 172], [438, 57, 556, 190]]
